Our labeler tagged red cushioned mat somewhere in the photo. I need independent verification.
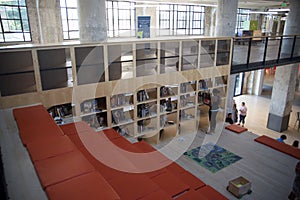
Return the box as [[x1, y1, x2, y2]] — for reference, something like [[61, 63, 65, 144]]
[[107, 173, 159, 200], [225, 124, 248, 133], [151, 171, 190, 198], [164, 162, 186, 175], [60, 121, 91, 136], [13, 105, 51, 123], [34, 150, 95, 188], [108, 137, 141, 153], [139, 189, 172, 200], [102, 129, 122, 140], [26, 135, 75, 162], [176, 190, 209, 200], [255, 135, 300, 159], [46, 172, 120, 200], [77, 146, 128, 181], [132, 141, 156, 152], [19, 121, 64, 146], [176, 172, 206, 190], [196, 185, 228, 200]]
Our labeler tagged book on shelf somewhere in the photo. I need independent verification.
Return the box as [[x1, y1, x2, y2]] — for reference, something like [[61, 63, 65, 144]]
[[82, 99, 103, 113], [160, 86, 175, 97], [137, 104, 150, 118], [114, 126, 130, 136], [112, 110, 126, 124], [137, 90, 149, 102], [111, 94, 129, 107]]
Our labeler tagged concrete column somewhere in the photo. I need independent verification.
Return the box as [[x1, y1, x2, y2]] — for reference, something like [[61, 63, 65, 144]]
[[27, 0, 63, 44], [205, 7, 216, 36], [215, 0, 238, 113], [253, 69, 264, 96], [267, 64, 298, 131], [267, 0, 300, 132], [215, 0, 238, 37], [246, 71, 255, 95], [77, 0, 107, 42]]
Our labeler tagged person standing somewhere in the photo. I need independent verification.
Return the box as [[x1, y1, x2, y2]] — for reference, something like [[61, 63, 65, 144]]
[[208, 88, 221, 133], [238, 102, 247, 127]]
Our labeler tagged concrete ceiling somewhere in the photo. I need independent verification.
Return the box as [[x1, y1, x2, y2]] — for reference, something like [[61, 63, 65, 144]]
[[135, 0, 288, 9]]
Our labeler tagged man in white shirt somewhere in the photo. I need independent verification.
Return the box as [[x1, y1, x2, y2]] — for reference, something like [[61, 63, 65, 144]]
[[238, 102, 247, 127]]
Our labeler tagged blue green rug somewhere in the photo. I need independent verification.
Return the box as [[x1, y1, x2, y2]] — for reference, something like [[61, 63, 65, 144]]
[[184, 143, 242, 173]]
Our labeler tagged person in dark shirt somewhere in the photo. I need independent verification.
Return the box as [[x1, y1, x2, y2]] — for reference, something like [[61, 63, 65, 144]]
[[292, 140, 299, 148], [225, 113, 234, 124]]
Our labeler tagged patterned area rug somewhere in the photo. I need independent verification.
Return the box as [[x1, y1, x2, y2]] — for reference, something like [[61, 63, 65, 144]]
[[184, 143, 242, 173]]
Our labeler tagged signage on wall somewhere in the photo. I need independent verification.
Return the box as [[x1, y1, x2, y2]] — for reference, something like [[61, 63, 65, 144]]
[[137, 16, 151, 38]]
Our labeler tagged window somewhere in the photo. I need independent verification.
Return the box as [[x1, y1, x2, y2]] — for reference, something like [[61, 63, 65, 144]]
[[106, 0, 136, 38], [60, 0, 79, 40], [157, 4, 205, 36], [236, 8, 250, 35], [0, 0, 31, 42]]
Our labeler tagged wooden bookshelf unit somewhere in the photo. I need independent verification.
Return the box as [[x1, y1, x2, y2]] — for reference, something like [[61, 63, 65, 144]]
[[0, 36, 232, 144]]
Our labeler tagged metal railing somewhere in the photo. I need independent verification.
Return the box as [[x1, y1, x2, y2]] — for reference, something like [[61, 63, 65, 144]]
[[231, 34, 300, 74]]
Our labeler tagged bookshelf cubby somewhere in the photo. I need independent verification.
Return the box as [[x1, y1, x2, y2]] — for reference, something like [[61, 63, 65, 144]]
[[38, 48, 72, 90], [137, 88, 157, 103], [111, 107, 134, 126], [160, 42, 179, 73], [0, 50, 36, 96], [108, 44, 133, 81], [75, 46, 105, 85], [47, 103, 74, 125], [111, 93, 134, 109], [200, 40, 216, 68], [80, 97, 107, 131], [160, 97, 178, 114], [216, 40, 231, 66], [182, 41, 199, 70]]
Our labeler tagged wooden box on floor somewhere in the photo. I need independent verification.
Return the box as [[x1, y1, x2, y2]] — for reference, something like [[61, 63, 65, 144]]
[[227, 176, 251, 198]]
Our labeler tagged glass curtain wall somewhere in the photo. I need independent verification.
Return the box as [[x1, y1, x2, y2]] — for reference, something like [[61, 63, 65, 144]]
[[157, 4, 205, 36]]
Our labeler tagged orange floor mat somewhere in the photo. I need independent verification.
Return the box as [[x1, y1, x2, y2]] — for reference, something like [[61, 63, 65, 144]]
[[102, 129, 122, 140], [151, 171, 190, 198], [60, 121, 92, 136], [46, 172, 120, 200], [18, 121, 64, 145], [225, 124, 248, 133], [139, 189, 172, 200], [176, 190, 209, 200], [107, 173, 159, 200], [176, 171, 206, 190], [26, 135, 75, 162], [196, 185, 228, 200], [34, 150, 95, 188], [255, 135, 300, 159]]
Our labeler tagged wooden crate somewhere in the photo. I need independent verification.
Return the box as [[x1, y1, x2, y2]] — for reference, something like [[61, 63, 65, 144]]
[[227, 176, 251, 198]]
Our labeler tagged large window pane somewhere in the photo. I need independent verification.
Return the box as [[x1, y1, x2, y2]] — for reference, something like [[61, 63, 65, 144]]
[[0, 0, 31, 42]]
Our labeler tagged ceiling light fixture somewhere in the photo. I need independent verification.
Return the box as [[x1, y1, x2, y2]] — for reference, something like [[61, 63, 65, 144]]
[[268, 8, 290, 12]]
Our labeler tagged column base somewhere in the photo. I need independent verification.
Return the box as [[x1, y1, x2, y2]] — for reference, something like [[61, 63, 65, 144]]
[[267, 113, 290, 132]]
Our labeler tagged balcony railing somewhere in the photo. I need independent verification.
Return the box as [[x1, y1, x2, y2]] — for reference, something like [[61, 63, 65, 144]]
[[231, 34, 300, 74]]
